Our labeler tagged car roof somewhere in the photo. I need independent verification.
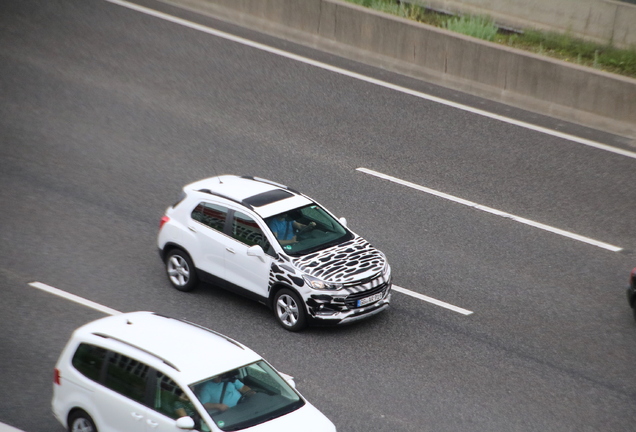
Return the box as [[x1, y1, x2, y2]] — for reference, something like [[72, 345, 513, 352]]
[[73, 311, 262, 384], [184, 175, 313, 218]]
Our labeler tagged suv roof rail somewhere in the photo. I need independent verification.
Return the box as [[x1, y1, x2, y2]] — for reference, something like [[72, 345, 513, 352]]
[[197, 188, 254, 210], [240, 176, 300, 195], [93, 332, 181, 372]]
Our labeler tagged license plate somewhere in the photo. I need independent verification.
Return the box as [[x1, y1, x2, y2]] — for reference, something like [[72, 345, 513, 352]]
[[357, 292, 383, 307]]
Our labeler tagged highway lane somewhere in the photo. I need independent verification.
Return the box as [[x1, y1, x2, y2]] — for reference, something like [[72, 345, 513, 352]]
[[1, 0, 635, 431]]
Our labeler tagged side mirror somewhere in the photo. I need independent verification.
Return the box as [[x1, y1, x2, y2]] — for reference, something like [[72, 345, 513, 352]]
[[339, 217, 347, 227], [176, 416, 195, 430], [247, 245, 266, 262], [279, 372, 296, 388]]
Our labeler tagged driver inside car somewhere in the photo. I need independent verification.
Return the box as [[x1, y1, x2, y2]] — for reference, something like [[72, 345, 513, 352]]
[[268, 212, 316, 246], [198, 372, 256, 412]]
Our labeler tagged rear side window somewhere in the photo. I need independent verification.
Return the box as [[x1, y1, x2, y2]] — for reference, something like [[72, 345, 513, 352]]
[[72, 343, 107, 381], [104, 352, 150, 403], [191, 202, 227, 232]]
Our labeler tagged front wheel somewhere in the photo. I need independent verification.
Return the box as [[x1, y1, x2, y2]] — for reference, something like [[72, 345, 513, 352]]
[[68, 410, 97, 432], [274, 288, 307, 331], [165, 249, 198, 292]]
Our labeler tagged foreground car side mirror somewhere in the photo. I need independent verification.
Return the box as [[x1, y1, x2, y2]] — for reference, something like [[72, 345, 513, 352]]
[[247, 245, 266, 262], [176, 416, 195, 430], [339, 217, 347, 227]]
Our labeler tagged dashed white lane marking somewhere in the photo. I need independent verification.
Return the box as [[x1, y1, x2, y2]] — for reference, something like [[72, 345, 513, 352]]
[[104, 0, 636, 160], [357, 168, 623, 252], [29, 282, 121, 315], [28, 281, 470, 317], [393, 285, 473, 315]]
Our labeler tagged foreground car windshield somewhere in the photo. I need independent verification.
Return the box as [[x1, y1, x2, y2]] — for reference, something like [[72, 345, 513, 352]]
[[191, 361, 304, 431], [264, 204, 353, 256]]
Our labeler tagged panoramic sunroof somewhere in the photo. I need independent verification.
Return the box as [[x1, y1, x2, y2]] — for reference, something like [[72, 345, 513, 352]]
[[244, 189, 294, 207]]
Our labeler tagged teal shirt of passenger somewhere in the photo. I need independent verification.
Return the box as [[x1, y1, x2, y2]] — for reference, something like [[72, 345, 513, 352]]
[[199, 379, 245, 408]]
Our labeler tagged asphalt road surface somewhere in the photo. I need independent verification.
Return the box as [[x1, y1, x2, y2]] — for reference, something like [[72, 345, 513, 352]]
[[1, 1, 635, 431]]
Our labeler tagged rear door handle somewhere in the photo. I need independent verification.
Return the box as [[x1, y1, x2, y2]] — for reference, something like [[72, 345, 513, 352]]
[[188, 226, 197, 232], [131, 412, 144, 421]]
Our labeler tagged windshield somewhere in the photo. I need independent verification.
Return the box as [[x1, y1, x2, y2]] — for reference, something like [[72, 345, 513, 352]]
[[191, 361, 305, 431], [264, 204, 353, 256]]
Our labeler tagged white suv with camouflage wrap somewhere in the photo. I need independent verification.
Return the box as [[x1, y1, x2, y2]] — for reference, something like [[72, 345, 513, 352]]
[[158, 175, 391, 331]]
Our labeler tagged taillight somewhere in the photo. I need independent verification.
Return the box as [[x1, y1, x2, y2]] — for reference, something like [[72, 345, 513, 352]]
[[53, 368, 61, 385], [159, 216, 170, 230]]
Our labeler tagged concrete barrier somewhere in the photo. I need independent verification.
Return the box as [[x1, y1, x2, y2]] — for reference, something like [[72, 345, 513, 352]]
[[174, 0, 636, 138], [416, 0, 636, 49]]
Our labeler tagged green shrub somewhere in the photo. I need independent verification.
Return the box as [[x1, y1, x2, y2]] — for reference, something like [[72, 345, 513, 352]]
[[444, 15, 498, 41]]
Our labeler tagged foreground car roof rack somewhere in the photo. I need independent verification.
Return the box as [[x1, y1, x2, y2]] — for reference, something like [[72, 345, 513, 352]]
[[93, 332, 181, 372], [153, 313, 246, 351]]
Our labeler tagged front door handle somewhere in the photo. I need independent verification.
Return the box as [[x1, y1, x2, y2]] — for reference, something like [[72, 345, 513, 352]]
[[226, 247, 236, 254], [188, 226, 197, 232]]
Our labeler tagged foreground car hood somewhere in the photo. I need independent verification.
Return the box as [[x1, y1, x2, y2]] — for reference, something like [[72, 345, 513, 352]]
[[244, 402, 336, 432], [294, 237, 386, 283]]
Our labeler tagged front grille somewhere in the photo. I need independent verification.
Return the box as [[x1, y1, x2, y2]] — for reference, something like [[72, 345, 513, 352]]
[[342, 271, 383, 288], [344, 282, 388, 308]]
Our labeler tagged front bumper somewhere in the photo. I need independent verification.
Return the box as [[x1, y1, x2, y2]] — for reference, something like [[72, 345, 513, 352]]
[[306, 284, 392, 326]]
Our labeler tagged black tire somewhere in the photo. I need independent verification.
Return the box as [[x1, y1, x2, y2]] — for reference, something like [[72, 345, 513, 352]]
[[165, 249, 198, 292], [273, 288, 307, 331], [68, 410, 97, 432]]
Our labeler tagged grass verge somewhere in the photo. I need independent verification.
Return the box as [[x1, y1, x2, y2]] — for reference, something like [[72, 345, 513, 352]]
[[345, 0, 636, 78]]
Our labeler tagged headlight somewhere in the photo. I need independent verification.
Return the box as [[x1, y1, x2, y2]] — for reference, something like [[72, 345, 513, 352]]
[[303, 274, 343, 290]]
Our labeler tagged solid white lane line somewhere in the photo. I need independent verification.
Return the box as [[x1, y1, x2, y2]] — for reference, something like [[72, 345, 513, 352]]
[[357, 167, 623, 252], [393, 285, 473, 315], [28, 282, 121, 315], [104, 0, 636, 160]]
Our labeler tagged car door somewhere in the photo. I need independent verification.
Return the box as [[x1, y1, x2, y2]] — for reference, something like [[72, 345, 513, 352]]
[[91, 351, 152, 432], [222, 209, 274, 298], [145, 370, 212, 432], [188, 202, 230, 281]]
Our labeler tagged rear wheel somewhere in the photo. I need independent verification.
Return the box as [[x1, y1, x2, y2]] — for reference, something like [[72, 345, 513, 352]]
[[274, 288, 307, 331], [68, 410, 97, 432], [165, 249, 198, 292]]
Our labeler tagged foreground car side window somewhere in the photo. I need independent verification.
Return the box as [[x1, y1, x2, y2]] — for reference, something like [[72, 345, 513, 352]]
[[192, 203, 227, 232], [103, 351, 150, 403], [72, 343, 107, 381], [153, 372, 210, 431]]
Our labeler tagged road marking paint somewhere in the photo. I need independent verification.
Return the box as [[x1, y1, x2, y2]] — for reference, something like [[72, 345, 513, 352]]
[[105, 0, 636, 160], [358, 167, 623, 252], [28, 282, 121, 315], [393, 284, 473, 315], [29, 281, 471, 318]]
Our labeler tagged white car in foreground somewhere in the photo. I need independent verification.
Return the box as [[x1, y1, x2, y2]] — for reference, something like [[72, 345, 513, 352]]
[[52, 311, 336, 432]]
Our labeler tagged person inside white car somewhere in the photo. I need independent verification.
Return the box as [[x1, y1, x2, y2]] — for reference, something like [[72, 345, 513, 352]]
[[199, 373, 256, 412], [268, 212, 316, 246]]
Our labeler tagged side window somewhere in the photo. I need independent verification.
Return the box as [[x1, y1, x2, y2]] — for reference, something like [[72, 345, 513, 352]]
[[231, 211, 270, 250], [72, 343, 107, 381], [103, 352, 150, 403], [191, 202, 228, 232], [153, 372, 209, 430]]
